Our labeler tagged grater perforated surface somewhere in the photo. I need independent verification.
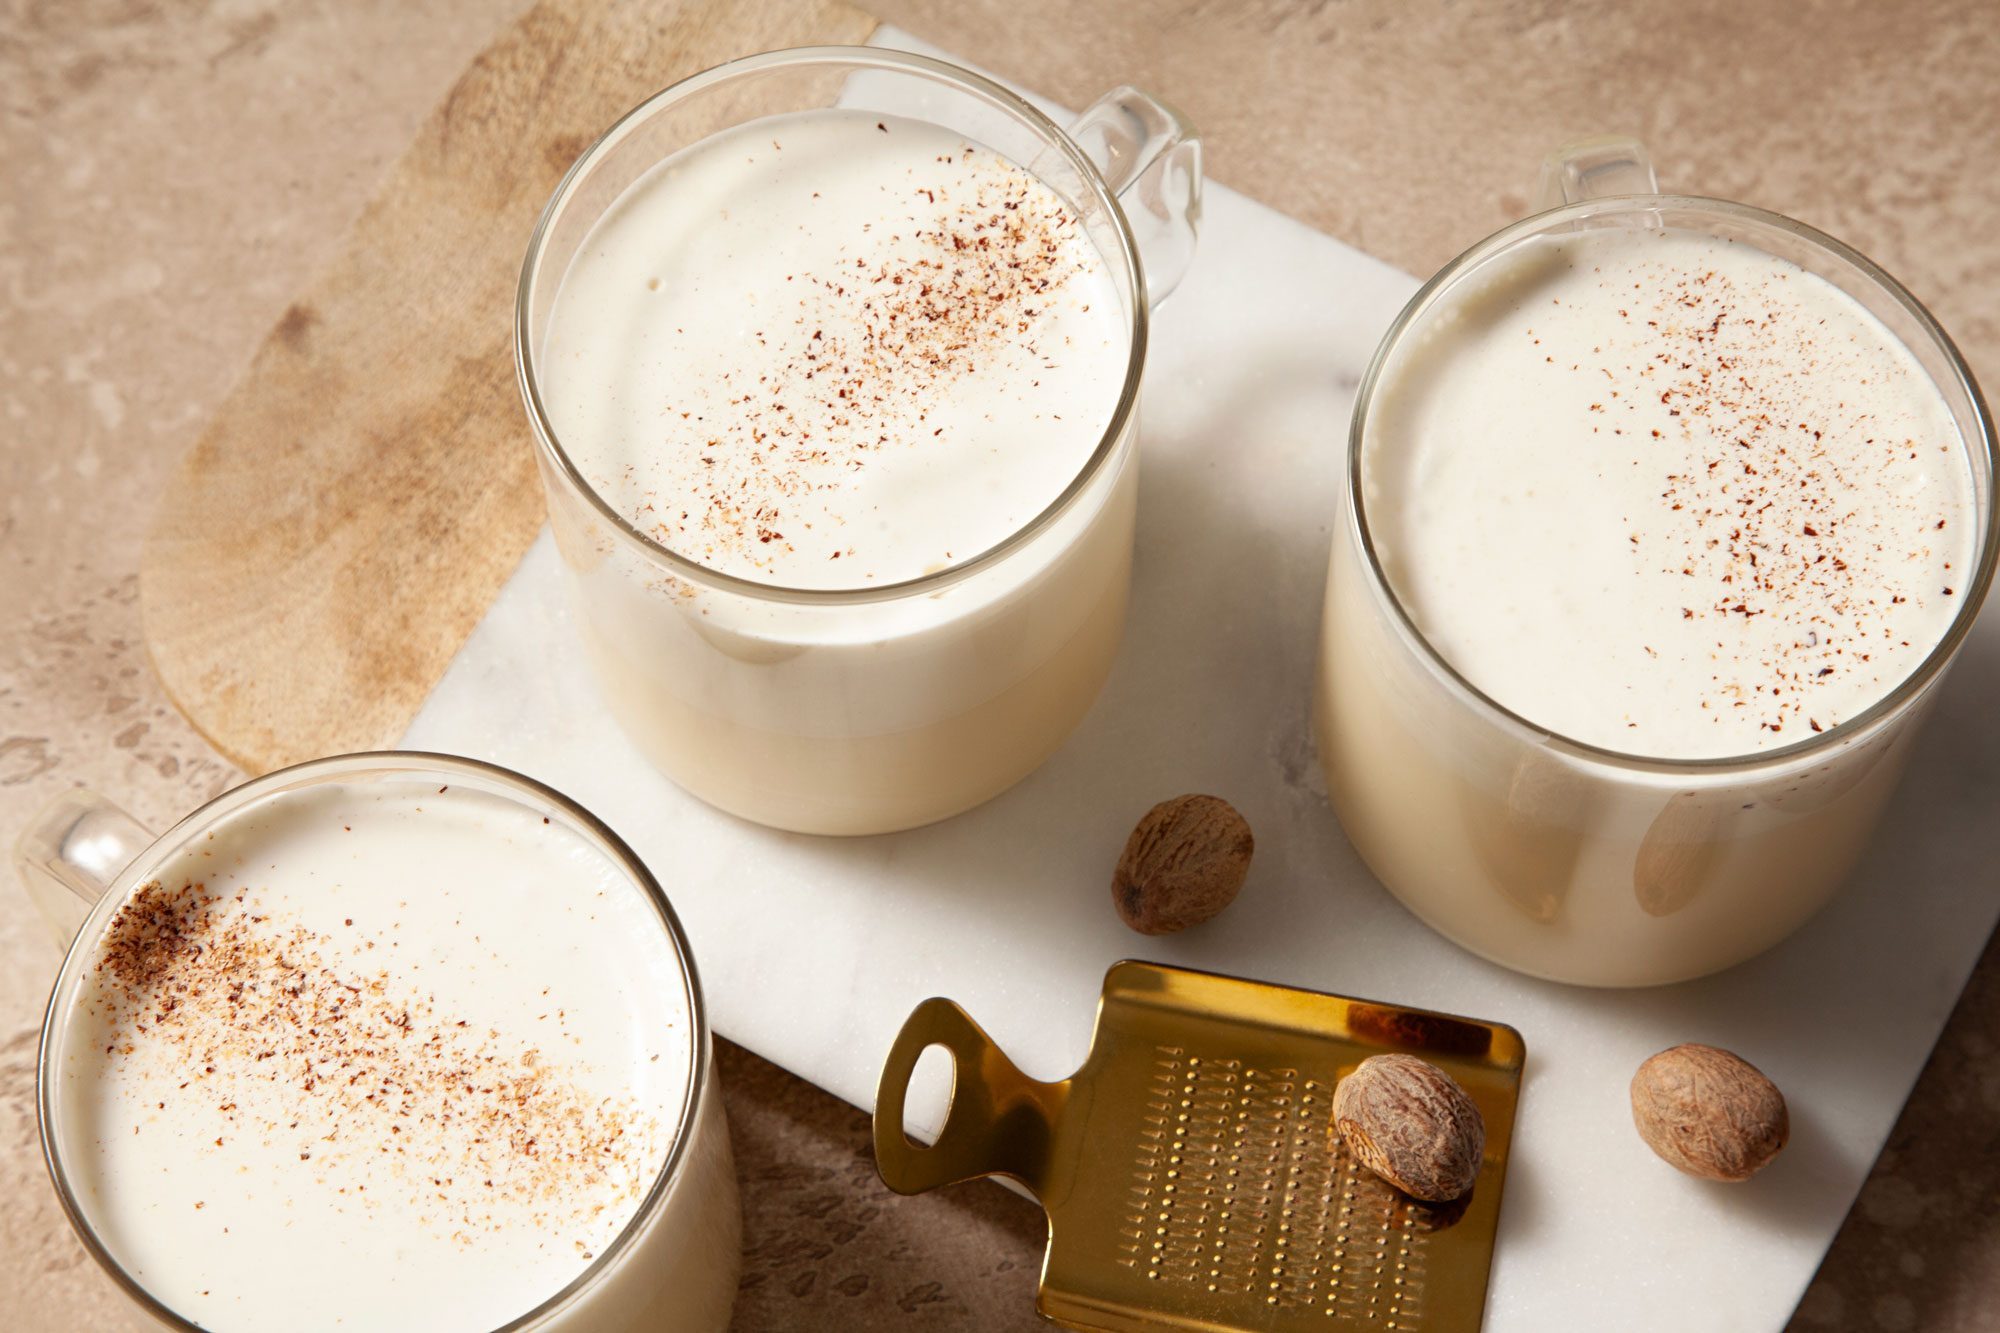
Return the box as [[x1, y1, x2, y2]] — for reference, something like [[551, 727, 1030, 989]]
[[877, 962, 1523, 1333], [1122, 1048, 1435, 1325]]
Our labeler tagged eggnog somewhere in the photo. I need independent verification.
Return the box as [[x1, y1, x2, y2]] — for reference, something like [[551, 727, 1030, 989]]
[[1364, 227, 1974, 756], [541, 109, 1127, 589], [1317, 215, 1989, 984], [44, 777, 733, 1331], [531, 107, 1140, 833]]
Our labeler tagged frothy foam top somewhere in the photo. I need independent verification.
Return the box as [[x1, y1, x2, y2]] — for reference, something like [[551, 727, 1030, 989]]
[[50, 778, 692, 1331], [540, 109, 1128, 590], [1366, 227, 1976, 758]]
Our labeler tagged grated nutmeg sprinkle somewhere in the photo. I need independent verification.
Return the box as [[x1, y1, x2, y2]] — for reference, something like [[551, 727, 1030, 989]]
[[88, 879, 663, 1251], [629, 139, 1096, 578], [1543, 253, 1962, 740]]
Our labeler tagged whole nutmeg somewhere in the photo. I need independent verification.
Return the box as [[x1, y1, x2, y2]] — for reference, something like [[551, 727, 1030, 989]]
[[1333, 1053, 1485, 1202], [1111, 794, 1253, 935], [1631, 1043, 1788, 1182]]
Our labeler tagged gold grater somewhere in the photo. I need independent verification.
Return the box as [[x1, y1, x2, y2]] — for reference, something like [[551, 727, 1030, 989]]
[[874, 962, 1525, 1332]]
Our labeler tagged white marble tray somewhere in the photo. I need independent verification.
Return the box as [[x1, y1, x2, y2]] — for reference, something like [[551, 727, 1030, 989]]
[[404, 29, 2000, 1332]]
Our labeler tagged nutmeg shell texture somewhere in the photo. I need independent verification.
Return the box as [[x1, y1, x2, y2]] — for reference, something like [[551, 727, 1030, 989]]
[[1630, 1043, 1789, 1182], [1333, 1053, 1486, 1202], [1111, 794, 1254, 935]]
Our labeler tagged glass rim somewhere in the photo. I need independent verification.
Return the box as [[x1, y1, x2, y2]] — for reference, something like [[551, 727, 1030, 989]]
[[35, 750, 714, 1333], [1347, 192, 2000, 775], [515, 44, 1149, 607]]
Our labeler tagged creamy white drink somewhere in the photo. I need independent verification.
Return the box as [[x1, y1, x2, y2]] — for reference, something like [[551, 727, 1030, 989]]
[[1365, 228, 1974, 757], [1317, 217, 1987, 985], [45, 780, 718, 1331], [533, 107, 1139, 834], [542, 109, 1127, 589]]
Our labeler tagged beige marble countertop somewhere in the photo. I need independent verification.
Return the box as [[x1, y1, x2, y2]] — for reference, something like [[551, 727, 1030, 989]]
[[4, 2, 1995, 1329]]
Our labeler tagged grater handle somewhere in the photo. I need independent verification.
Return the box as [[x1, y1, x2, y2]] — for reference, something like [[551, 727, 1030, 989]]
[[874, 997, 1065, 1199]]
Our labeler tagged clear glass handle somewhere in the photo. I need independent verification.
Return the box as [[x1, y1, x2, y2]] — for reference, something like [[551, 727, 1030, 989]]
[[14, 789, 153, 947], [1066, 87, 1202, 305], [1534, 135, 1658, 210]]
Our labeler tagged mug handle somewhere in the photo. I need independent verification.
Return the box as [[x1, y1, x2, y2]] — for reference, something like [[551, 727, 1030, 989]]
[[1534, 135, 1659, 209], [14, 789, 153, 948], [1066, 88, 1203, 305]]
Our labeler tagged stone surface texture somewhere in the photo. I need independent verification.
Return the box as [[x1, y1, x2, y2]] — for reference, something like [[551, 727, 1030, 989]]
[[2, 2, 1994, 1330]]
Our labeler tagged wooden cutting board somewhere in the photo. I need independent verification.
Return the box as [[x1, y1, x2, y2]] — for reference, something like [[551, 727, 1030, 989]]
[[141, 0, 2000, 774], [139, 0, 877, 774]]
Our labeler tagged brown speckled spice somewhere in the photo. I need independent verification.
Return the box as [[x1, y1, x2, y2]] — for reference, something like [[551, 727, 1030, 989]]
[[85, 879, 659, 1243], [625, 139, 1093, 578]]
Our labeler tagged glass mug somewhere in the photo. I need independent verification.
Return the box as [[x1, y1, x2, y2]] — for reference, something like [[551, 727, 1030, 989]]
[[1315, 139, 1997, 987], [516, 47, 1201, 836], [16, 753, 740, 1331]]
